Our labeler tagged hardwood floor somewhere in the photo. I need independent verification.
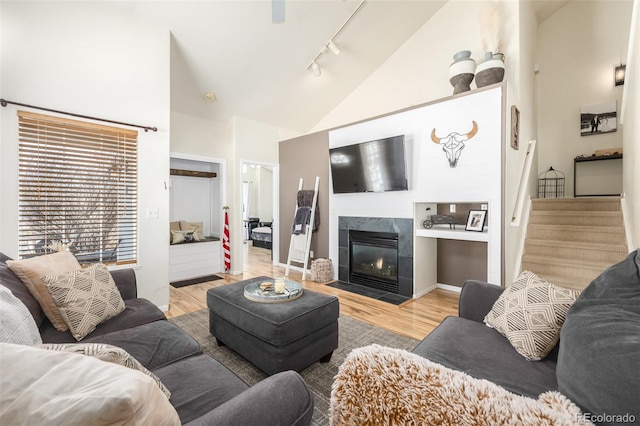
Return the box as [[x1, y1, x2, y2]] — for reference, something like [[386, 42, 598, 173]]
[[167, 243, 459, 341]]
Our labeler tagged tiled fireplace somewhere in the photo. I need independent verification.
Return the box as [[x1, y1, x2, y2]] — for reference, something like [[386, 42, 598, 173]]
[[338, 216, 413, 298]]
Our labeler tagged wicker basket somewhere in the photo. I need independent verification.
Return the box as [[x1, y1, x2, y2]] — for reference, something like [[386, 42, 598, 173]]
[[311, 258, 333, 283]]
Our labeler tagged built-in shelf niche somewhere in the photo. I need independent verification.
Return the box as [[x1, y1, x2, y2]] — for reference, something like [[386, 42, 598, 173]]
[[413, 201, 492, 293]]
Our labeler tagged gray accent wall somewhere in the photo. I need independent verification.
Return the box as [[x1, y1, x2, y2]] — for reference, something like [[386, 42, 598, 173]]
[[278, 131, 330, 264]]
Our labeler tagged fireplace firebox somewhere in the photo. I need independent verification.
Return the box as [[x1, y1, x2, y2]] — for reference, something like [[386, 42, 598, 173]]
[[349, 230, 399, 293]]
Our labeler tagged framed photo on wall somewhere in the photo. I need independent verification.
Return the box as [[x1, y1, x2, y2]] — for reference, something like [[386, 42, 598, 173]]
[[580, 101, 617, 136], [511, 105, 520, 150], [465, 210, 487, 232]]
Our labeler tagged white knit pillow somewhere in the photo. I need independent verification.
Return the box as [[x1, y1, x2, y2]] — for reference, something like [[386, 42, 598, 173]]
[[0, 285, 42, 345]]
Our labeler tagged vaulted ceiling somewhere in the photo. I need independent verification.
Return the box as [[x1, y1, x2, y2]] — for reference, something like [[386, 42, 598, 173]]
[[131, 0, 569, 133]]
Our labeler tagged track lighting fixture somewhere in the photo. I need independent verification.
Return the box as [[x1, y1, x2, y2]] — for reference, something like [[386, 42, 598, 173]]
[[327, 40, 340, 55], [310, 62, 321, 77], [305, 0, 365, 76]]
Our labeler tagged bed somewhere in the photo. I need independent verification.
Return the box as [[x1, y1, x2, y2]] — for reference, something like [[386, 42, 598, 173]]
[[251, 222, 272, 249]]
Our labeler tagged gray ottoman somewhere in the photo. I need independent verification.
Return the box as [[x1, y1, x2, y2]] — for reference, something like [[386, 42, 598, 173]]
[[207, 276, 339, 375]]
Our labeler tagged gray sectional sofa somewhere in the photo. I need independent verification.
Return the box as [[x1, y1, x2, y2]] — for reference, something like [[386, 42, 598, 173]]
[[413, 249, 640, 424], [0, 252, 314, 425]]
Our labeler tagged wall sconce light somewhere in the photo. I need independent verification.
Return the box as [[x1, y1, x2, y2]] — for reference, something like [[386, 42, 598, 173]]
[[614, 64, 626, 86]]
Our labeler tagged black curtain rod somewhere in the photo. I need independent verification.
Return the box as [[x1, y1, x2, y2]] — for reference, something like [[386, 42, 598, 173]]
[[0, 98, 158, 132]]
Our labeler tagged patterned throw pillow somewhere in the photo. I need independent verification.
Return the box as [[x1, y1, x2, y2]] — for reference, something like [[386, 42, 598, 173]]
[[484, 270, 580, 361], [179, 221, 204, 241], [42, 263, 125, 341], [170, 230, 196, 244], [6, 251, 82, 331], [39, 343, 170, 399]]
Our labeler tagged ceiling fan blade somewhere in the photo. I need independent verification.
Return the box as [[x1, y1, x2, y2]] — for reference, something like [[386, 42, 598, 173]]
[[272, 0, 285, 23]]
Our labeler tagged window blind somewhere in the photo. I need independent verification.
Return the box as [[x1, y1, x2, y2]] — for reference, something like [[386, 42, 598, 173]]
[[17, 110, 138, 265]]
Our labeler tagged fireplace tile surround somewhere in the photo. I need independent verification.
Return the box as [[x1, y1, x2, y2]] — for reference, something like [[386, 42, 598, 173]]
[[338, 216, 413, 297]]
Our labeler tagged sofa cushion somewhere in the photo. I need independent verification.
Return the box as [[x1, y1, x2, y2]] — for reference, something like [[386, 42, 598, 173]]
[[484, 270, 580, 360], [0, 257, 44, 327], [6, 251, 82, 331], [84, 320, 202, 370], [0, 285, 42, 345], [153, 354, 249, 424], [0, 342, 180, 425], [40, 298, 166, 343], [557, 250, 640, 421], [42, 263, 125, 341], [413, 316, 558, 398], [38, 342, 171, 398]]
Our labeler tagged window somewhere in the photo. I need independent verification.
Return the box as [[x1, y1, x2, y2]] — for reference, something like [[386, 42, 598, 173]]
[[17, 111, 137, 265]]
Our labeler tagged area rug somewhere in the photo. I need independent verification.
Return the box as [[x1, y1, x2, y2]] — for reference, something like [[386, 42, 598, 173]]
[[169, 309, 419, 426], [170, 274, 223, 288]]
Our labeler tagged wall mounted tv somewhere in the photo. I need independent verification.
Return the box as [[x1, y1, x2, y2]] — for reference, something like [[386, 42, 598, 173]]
[[329, 135, 408, 194]]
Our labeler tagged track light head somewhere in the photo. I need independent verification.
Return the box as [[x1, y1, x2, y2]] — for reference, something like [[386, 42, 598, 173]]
[[327, 40, 341, 55], [310, 62, 321, 77]]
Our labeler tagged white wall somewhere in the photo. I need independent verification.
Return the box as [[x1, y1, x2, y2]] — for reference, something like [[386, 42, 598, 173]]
[[537, 0, 632, 196], [259, 167, 274, 222], [241, 165, 273, 223], [329, 88, 504, 290], [622, 0, 639, 248], [0, 2, 171, 307], [503, 0, 538, 283]]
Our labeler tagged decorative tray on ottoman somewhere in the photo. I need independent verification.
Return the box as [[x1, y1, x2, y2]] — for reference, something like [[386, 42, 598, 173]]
[[244, 279, 303, 303]]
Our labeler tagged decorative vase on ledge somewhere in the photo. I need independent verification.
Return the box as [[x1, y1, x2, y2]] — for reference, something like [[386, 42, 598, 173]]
[[475, 52, 505, 88], [448, 50, 476, 95]]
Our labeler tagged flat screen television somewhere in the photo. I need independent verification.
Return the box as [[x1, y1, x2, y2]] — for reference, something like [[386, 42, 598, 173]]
[[329, 135, 408, 194]]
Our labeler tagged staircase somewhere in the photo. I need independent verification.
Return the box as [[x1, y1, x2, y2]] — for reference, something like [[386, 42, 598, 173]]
[[521, 197, 628, 291]]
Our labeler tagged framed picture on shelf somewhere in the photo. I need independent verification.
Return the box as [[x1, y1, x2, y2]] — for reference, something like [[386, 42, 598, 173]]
[[465, 210, 487, 232]]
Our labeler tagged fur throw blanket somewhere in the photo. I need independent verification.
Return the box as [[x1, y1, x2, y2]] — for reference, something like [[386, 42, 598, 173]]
[[330, 345, 591, 426]]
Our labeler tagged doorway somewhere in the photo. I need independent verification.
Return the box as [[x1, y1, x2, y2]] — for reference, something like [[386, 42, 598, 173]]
[[241, 160, 278, 269]]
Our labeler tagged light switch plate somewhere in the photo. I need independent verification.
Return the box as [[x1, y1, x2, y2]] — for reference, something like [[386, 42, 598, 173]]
[[449, 204, 456, 213], [481, 204, 488, 210]]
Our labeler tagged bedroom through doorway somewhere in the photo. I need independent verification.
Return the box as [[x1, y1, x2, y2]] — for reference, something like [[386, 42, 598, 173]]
[[241, 161, 278, 268]]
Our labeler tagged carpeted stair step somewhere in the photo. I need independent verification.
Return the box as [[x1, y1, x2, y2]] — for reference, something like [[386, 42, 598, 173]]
[[526, 224, 626, 245], [524, 240, 628, 264], [522, 197, 627, 291], [528, 211, 622, 227], [520, 255, 612, 291], [531, 197, 620, 212]]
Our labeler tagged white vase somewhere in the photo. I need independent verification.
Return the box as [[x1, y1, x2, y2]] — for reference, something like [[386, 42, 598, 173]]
[[448, 51, 476, 95], [475, 52, 505, 88]]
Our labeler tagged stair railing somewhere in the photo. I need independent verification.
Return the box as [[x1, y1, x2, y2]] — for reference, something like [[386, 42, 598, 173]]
[[511, 139, 537, 227]]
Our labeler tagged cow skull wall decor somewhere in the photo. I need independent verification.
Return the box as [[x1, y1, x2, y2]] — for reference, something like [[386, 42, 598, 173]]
[[430, 121, 479, 168]]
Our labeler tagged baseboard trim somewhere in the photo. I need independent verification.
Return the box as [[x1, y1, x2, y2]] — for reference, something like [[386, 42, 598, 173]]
[[413, 285, 437, 299], [436, 283, 463, 293], [158, 304, 169, 312]]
